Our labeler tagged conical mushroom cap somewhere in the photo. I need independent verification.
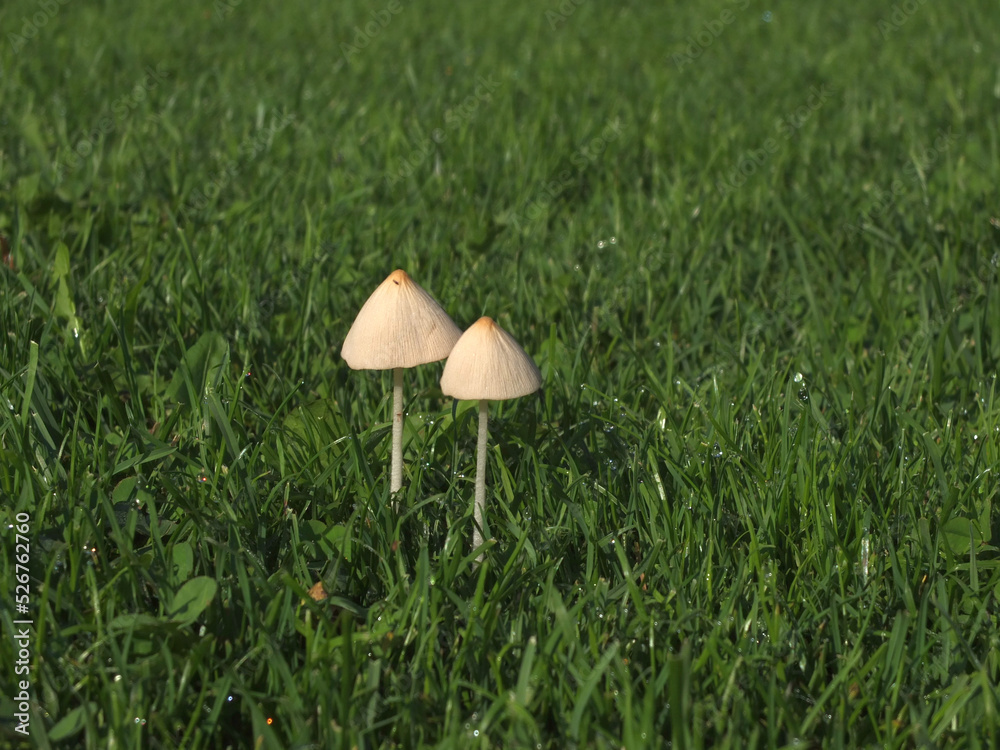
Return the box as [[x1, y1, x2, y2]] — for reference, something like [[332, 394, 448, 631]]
[[341, 269, 462, 369], [440, 317, 542, 401]]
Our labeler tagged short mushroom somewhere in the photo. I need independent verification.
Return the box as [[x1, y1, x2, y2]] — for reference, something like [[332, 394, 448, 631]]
[[341, 269, 462, 494], [439, 316, 541, 557]]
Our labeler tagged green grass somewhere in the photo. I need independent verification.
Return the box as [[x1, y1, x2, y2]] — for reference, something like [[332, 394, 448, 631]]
[[1, 0, 999, 746]]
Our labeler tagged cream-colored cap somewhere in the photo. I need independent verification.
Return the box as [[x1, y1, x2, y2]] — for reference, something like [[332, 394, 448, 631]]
[[440, 317, 542, 401], [341, 269, 462, 369]]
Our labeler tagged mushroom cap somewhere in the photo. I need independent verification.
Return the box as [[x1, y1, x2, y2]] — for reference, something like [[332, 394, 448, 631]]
[[440, 317, 542, 401], [341, 269, 462, 370]]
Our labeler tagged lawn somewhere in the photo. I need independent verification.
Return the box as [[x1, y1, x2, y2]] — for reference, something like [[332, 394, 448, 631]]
[[1, 0, 999, 746]]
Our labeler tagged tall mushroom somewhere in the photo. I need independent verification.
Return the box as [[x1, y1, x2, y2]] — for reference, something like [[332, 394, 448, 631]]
[[341, 269, 462, 494], [439, 317, 541, 557]]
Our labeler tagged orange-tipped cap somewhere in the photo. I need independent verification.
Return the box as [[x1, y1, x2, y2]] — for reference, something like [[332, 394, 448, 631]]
[[440, 317, 542, 401], [341, 269, 462, 370]]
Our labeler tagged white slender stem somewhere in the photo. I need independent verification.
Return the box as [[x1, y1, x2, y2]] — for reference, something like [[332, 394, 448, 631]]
[[391, 368, 403, 494], [474, 399, 489, 559]]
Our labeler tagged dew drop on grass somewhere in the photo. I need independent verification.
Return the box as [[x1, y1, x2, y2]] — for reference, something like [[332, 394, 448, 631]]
[[793, 372, 803, 383]]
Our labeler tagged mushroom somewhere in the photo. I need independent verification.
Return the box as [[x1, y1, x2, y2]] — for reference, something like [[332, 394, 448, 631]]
[[439, 317, 541, 557], [341, 269, 462, 494]]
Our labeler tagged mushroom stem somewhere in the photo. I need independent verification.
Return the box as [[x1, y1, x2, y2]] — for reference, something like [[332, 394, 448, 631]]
[[391, 368, 404, 494], [474, 399, 489, 558]]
